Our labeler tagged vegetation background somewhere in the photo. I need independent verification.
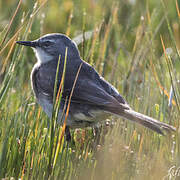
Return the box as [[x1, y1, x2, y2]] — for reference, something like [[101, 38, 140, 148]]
[[0, 0, 180, 179]]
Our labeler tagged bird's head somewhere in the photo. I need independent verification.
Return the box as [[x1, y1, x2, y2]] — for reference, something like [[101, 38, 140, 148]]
[[16, 33, 80, 64]]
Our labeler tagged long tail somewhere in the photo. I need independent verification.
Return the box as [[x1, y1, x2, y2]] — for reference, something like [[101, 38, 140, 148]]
[[119, 109, 176, 135]]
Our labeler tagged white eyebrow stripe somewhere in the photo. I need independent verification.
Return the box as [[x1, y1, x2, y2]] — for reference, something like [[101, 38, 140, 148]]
[[41, 39, 55, 44]]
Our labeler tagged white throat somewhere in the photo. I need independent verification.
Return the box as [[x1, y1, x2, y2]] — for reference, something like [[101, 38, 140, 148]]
[[33, 47, 53, 64]]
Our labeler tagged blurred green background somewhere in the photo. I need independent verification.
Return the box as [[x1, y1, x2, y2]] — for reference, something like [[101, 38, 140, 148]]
[[0, 0, 180, 179]]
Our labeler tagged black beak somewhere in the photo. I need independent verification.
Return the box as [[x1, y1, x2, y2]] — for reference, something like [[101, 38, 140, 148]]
[[16, 40, 38, 48]]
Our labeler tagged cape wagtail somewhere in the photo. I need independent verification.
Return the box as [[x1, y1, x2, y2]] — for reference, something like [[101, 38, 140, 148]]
[[16, 33, 176, 138]]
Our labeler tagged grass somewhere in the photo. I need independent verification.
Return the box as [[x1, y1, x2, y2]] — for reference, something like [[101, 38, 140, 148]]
[[0, 0, 180, 179]]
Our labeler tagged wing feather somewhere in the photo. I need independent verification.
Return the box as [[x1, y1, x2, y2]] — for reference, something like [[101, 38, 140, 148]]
[[32, 60, 129, 111]]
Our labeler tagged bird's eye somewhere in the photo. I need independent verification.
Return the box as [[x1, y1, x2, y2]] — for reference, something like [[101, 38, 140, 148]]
[[44, 42, 50, 47], [44, 41, 52, 47]]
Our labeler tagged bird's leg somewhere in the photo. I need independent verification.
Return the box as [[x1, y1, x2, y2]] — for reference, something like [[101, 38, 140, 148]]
[[93, 125, 102, 148], [65, 126, 72, 142], [93, 121, 114, 150]]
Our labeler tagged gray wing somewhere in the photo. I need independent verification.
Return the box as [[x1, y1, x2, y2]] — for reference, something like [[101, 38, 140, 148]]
[[32, 60, 129, 111], [63, 61, 129, 111]]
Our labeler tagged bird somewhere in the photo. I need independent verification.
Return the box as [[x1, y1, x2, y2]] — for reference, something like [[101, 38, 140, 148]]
[[16, 33, 176, 140]]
